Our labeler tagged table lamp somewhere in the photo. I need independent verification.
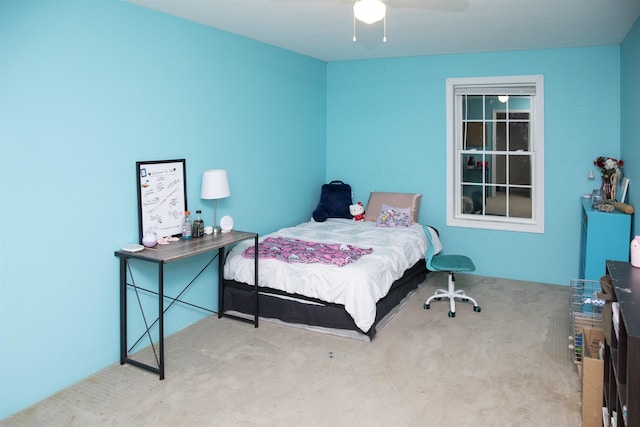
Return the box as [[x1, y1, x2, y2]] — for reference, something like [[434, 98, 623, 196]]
[[201, 169, 230, 234]]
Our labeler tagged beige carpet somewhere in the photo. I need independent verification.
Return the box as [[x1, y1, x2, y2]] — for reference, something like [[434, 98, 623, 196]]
[[1, 273, 582, 426]]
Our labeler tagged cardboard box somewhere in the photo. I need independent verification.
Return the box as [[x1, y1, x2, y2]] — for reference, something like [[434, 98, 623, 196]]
[[581, 327, 604, 427]]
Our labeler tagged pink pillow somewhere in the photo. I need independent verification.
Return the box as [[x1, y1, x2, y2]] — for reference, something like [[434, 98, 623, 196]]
[[376, 204, 412, 227]]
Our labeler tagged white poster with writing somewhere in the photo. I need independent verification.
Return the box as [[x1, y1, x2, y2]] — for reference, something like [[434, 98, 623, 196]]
[[136, 159, 186, 241]]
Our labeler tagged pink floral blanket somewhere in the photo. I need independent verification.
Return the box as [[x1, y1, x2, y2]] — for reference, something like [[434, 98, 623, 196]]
[[242, 237, 373, 267]]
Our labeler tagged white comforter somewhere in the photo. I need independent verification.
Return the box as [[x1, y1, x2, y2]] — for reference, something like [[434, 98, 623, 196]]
[[224, 219, 440, 332]]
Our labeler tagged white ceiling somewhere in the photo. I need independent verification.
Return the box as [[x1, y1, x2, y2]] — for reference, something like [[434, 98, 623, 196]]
[[126, 0, 640, 62]]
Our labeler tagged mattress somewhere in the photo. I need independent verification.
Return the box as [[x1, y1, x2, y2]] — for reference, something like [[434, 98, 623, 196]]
[[223, 218, 438, 332]]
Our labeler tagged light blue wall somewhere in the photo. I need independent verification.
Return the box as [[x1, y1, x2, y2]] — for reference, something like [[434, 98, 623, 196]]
[[327, 47, 622, 285], [621, 17, 640, 237], [1, 0, 637, 420], [0, 0, 326, 419]]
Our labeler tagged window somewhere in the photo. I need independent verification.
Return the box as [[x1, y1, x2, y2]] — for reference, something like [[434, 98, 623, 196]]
[[446, 75, 544, 233]]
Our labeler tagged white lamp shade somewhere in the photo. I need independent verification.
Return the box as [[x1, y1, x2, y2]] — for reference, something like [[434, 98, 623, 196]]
[[354, 0, 386, 24], [201, 169, 230, 200]]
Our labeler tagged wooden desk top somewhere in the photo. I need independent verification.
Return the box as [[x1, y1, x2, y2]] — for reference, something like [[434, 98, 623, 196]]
[[114, 230, 257, 264]]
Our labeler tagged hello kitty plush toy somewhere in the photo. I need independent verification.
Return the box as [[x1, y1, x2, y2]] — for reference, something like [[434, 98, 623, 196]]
[[349, 202, 365, 221]]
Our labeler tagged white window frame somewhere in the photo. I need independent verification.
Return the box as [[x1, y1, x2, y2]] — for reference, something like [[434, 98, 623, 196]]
[[446, 75, 545, 233]]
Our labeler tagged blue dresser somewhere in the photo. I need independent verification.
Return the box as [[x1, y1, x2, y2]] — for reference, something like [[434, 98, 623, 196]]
[[579, 199, 631, 280]]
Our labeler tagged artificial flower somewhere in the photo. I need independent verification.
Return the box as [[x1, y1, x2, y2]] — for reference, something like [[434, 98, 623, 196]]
[[594, 156, 623, 178]]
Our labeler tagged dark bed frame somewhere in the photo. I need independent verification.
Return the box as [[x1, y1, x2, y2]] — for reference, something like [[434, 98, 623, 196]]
[[221, 258, 427, 339]]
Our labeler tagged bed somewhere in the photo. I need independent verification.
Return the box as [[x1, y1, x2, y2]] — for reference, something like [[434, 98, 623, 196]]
[[221, 191, 442, 340]]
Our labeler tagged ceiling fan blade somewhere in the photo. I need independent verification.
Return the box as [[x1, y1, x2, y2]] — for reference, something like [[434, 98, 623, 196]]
[[271, 0, 468, 12], [270, 0, 468, 13], [389, 0, 468, 12]]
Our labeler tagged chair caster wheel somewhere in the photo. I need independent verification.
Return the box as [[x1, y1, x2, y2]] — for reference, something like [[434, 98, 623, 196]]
[[462, 298, 469, 302], [424, 303, 430, 310], [474, 306, 481, 313], [435, 297, 442, 301], [448, 311, 455, 318]]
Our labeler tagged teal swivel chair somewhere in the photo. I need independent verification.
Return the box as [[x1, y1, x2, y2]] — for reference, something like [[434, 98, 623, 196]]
[[423, 225, 481, 318]]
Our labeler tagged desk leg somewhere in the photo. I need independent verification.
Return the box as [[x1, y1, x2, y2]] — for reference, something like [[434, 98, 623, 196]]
[[216, 236, 259, 327], [218, 247, 224, 319], [119, 257, 127, 365], [158, 263, 165, 380], [254, 235, 259, 328]]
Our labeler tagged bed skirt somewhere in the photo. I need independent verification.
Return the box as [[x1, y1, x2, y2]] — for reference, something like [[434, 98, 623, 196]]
[[221, 258, 427, 339]]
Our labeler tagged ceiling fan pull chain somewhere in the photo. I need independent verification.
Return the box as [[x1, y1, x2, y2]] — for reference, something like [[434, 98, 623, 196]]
[[353, 13, 357, 42], [383, 15, 387, 42]]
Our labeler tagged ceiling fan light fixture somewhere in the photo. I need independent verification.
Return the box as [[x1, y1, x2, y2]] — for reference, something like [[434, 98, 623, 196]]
[[354, 0, 386, 24]]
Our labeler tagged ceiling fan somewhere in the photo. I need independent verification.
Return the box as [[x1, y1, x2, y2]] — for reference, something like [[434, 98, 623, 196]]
[[272, 0, 468, 43], [352, 0, 467, 42], [274, 0, 468, 13]]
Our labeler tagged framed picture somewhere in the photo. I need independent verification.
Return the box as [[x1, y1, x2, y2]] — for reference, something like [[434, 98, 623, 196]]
[[136, 159, 187, 242], [619, 177, 630, 203]]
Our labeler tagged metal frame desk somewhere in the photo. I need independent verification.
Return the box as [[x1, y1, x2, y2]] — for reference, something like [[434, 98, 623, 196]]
[[114, 230, 258, 379]]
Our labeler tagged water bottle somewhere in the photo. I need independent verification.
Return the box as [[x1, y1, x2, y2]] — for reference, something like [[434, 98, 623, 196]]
[[182, 210, 192, 240], [192, 210, 204, 238]]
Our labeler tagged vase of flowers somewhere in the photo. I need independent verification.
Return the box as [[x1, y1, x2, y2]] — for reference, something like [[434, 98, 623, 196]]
[[594, 156, 623, 200], [601, 177, 612, 201]]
